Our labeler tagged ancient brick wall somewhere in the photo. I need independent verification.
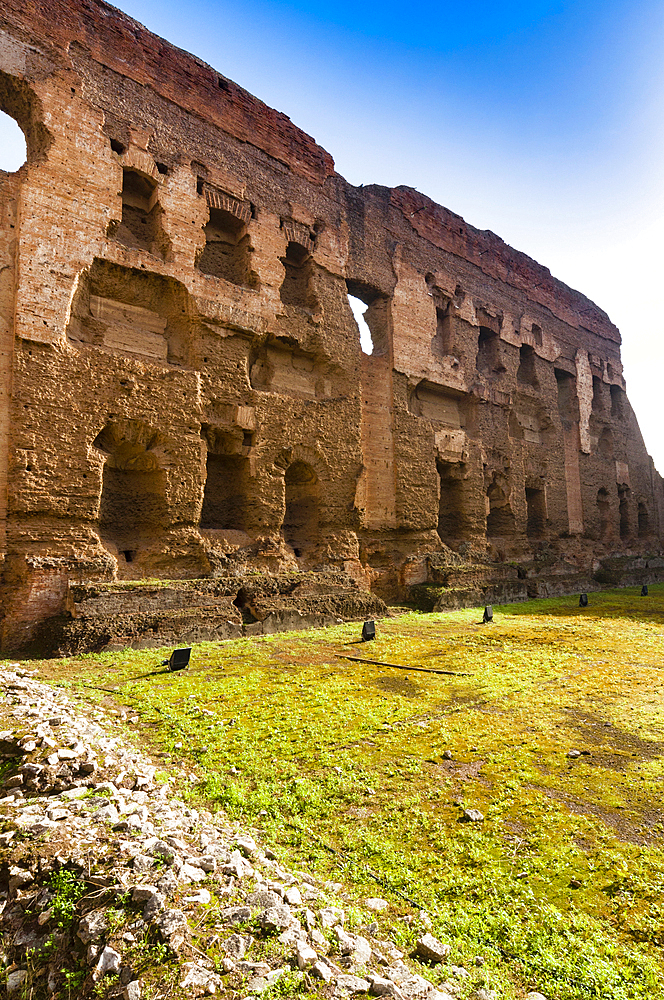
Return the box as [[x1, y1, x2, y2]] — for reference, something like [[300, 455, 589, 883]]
[[1, 0, 662, 648]]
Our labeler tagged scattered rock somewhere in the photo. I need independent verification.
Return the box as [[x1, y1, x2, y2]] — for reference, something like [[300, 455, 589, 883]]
[[122, 981, 141, 1000], [461, 808, 484, 823], [567, 750, 581, 758], [295, 939, 318, 969], [312, 960, 333, 982], [94, 945, 122, 980], [6, 970, 27, 995], [284, 885, 302, 906], [338, 973, 371, 992], [320, 906, 344, 927], [525, 994, 549, 1000], [261, 904, 292, 932], [78, 909, 109, 944], [415, 934, 450, 963], [157, 908, 189, 951], [369, 974, 405, 999], [222, 933, 250, 959], [365, 897, 388, 912], [180, 961, 222, 995]]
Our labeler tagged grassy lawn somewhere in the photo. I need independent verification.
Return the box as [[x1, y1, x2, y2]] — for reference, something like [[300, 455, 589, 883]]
[[20, 585, 664, 999]]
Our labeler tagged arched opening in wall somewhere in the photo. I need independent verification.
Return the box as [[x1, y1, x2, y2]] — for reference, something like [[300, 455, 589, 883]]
[[638, 502, 649, 537], [525, 487, 546, 539], [0, 71, 51, 168], [486, 480, 516, 537], [283, 461, 320, 557], [94, 422, 168, 566], [597, 488, 610, 539], [618, 486, 630, 540], [592, 376, 605, 414], [99, 464, 167, 558], [346, 280, 390, 357], [0, 109, 26, 172], [436, 460, 469, 546], [200, 453, 249, 530], [197, 206, 257, 287], [279, 241, 317, 310], [476, 327, 503, 377], [555, 368, 577, 423], [610, 384, 625, 419], [598, 427, 613, 460], [517, 344, 538, 387]]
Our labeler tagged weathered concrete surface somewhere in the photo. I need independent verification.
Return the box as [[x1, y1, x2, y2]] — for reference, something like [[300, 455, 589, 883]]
[[0, 0, 662, 651]]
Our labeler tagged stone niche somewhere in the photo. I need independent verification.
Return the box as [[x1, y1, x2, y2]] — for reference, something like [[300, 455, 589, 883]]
[[409, 382, 471, 462], [508, 396, 555, 446], [250, 340, 340, 399], [67, 259, 198, 366], [92, 419, 170, 572]]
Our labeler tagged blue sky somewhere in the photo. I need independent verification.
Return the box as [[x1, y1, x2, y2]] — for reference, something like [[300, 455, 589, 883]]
[[2, 0, 664, 468]]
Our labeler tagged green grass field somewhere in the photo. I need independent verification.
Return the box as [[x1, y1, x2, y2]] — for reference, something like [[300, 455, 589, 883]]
[[24, 585, 664, 999]]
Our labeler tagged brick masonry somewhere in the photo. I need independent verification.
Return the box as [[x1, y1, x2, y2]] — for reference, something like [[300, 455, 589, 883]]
[[0, 0, 662, 650]]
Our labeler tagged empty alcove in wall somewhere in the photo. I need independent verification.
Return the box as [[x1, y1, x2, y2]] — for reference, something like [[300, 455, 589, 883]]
[[517, 344, 538, 387], [525, 486, 546, 538], [112, 168, 170, 259], [618, 486, 630, 540], [201, 453, 250, 530], [279, 241, 318, 309], [94, 421, 167, 559], [437, 460, 470, 545], [486, 479, 516, 537], [66, 258, 196, 366], [638, 502, 649, 537], [476, 327, 504, 377], [610, 384, 625, 418], [592, 376, 605, 415], [598, 427, 614, 460], [346, 280, 391, 356], [426, 275, 453, 356], [555, 368, 578, 424], [197, 206, 258, 287], [283, 461, 320, 557], [597, 488, 611, 539]]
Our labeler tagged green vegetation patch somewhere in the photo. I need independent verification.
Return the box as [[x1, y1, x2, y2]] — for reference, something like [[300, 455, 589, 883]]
[[25, 585, 664, 999]]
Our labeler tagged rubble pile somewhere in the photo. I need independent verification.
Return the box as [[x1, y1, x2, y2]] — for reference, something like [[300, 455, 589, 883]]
[[0, 666, 517, 999]]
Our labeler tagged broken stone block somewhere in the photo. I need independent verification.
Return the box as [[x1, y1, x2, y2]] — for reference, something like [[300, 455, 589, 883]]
[[77, 909, 109, 944], [415, 934, 451, 963], [295, 939, 317, 970], [260, 904, 292, 932], [94, 945, 121, 980], [156, 908, 189, 951]]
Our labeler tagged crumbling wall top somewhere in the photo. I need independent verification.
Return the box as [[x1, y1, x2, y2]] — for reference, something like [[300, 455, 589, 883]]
[[0, 0, 335, 185]]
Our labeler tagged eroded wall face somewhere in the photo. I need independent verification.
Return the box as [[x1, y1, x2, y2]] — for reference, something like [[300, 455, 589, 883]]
[[0, 171, 18, 561], [0, 0, 662, 644]]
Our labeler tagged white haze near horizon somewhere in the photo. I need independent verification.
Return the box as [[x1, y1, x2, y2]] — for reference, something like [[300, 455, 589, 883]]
[[1, 0, 662, 475]]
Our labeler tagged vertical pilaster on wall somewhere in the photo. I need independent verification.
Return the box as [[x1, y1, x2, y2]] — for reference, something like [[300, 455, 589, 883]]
[[359, 353, 397, 529], [575, 349, 592, 455], [0, 175, 18, 558], [562, 424, 584, 535]]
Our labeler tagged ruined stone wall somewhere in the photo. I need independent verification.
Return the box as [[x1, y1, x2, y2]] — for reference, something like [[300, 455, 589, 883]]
[[1, 0, 662, 648]]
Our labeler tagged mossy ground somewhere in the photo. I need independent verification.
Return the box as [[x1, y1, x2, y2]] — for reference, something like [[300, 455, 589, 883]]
[[14, 585, 664, 999]]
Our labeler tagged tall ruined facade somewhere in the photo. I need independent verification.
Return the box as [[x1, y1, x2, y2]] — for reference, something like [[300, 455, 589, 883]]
[[1, 0, 663, 652]]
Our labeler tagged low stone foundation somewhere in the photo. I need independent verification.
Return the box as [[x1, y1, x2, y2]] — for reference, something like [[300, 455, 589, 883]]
[[22, 571, 387, 656]]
